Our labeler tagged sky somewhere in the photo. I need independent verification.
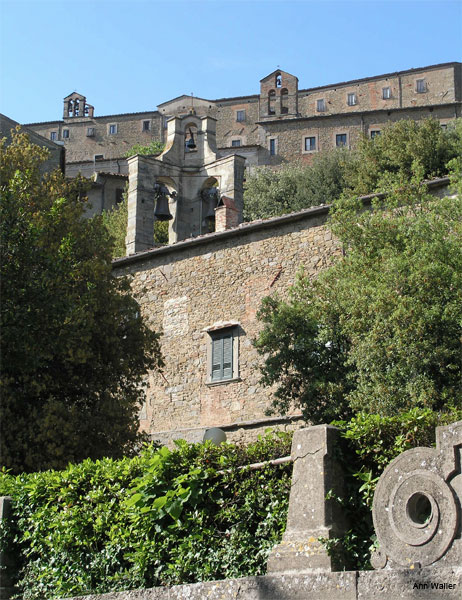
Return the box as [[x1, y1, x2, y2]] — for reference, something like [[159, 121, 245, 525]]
[[1, 0, 461, 124]]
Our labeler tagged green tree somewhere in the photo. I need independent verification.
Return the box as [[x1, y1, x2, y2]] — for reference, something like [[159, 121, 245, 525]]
[[243, 148, 351, 221], [255, 122, 462, 421], [124, 140, 165, 158], [0, 131, 163, 474]]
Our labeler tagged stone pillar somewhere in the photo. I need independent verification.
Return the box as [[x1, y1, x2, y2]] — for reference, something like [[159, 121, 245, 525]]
[[125, 155, 156, 255], [267, 425, 348, 574], [0, 497, 14, 600]]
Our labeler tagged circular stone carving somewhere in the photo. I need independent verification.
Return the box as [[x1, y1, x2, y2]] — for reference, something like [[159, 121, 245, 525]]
[[372, 447, 457, 567]]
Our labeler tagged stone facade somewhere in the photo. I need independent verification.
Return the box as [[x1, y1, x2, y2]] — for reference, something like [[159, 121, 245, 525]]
[[25, 62, 462, 178], [113, 204, 341, 442], [113, 178, 451, 444], [0, 113, 64, 174]]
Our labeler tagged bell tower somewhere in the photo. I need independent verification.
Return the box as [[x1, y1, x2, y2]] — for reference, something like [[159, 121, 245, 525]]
[[126, 114, 245, 255]]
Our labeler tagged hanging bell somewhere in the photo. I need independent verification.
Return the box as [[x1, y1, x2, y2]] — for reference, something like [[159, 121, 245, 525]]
[[154, 184, 173, 221], [186, 128, 196, 150]]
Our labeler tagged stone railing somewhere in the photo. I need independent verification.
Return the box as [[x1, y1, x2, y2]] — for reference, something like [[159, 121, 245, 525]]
[[1, 421, 461, 599]]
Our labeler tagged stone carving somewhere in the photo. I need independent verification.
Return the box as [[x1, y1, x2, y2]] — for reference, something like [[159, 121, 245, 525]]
[[372, 420, 462, 569]]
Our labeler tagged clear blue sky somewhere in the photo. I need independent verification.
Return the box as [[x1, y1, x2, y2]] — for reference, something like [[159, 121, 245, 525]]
[[1, 0, 461, 124]]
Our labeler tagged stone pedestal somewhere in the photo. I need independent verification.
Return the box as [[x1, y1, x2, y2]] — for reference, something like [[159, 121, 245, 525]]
[[267, 425, 347, 573]]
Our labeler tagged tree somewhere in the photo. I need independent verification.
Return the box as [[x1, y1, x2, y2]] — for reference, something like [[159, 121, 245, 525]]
[[255, 120, 462, 421], [0, 131, 163, 473], [124, 140, 165, 158], [243, 148, 351, 221]]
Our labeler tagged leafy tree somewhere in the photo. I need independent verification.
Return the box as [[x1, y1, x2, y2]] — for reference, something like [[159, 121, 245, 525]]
[[102, 191, 169, 259], [255, 123, 462, 421], [124, 140, 165, 158], [344, 118, 461, 195], [0, 131, 163, 474], [243, 148, 351, 221]]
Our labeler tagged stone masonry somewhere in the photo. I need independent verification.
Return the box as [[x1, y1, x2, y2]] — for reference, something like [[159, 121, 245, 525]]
[[25, 62, 461, 174]]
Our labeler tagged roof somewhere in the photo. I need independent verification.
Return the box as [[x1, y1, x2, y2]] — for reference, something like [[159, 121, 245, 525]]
[[112, 177, 451, 269]]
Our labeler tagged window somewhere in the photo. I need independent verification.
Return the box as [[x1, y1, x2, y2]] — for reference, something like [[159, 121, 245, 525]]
[[280, 88, 289, 114], [370, 130, 381, 139], [275, 73, 282, 88], [416, 79, 427, 93], [94, 154, 104, 161], [142, 120, 151, 131], [382, 87, 391, 99], [440, 123, 447, 130], [108, 124, 118, 135], [231, 139, 241, 147], [236, 110, 245, 122], [115, 188, 124, 204], [62, 129, 69, 139], [50, 131, 57, 141], [269, 138, 276, 156], [336, 133, 347, 147], [304, 136, 316, 151], [268, 90, 276, 115], [317, 99, 325, 112], [86, 127, 95, 137], [347, 93, 356, 106], [207, 326, 238, 383]]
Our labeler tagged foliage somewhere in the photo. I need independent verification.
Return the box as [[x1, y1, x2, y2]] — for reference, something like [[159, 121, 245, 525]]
[[124, 141, 165, 158], [243, 148, 351, 221], [255, 273, 353, 423], [344, 118, 462, 195], [0, 432, 292, 599], [102, 192, 169, 259], [324, 407, 462, 570], [0, 131, 162, 474], [255, 121, 462, 421]]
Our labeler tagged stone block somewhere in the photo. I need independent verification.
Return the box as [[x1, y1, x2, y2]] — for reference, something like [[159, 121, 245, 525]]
[[267, 425, 347, 573]]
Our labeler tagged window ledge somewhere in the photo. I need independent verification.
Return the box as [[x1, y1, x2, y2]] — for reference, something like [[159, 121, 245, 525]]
[[205, 377, 241, 387]]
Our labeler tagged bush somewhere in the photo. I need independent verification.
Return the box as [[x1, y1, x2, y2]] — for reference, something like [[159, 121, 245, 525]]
[[0, 431, 292, 599]]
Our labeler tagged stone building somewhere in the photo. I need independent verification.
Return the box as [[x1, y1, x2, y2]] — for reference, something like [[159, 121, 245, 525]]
[[23, 62, 461, 216], [25, 62, 461, 168], [113, 177, 451, 445]]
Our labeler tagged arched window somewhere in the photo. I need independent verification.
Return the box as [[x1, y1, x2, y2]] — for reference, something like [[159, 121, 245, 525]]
[[268, 90, 276, 115], [67, 100, 73, 117], [275, 73, 282, 88], [280, 88, 289, 114], [74, 99, 80, 117]]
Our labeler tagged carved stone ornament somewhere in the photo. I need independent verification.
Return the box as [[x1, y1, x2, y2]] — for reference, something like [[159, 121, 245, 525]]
[[371, 420, 462, 569]]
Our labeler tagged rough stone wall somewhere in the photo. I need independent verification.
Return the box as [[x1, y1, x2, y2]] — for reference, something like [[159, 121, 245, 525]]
[[113, 208, 340, 439], [24, 63, 461, 171], [262, 104, 460, 164], [215, 98, 260, 148], [28, 112, 163, 162]]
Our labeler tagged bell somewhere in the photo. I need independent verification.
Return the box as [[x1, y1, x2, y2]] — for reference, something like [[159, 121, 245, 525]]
[[154, 184, 173, 221], [186, 128, 196, 150], [186, 137, 196, 150]]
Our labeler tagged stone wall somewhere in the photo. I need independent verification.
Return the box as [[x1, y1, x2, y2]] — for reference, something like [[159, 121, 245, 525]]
[[24, 62, 461, 172], [113, 205, 339, 441]]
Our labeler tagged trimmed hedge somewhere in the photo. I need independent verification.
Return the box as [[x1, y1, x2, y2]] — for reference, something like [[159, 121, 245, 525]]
[[1, 408, 460, 598], [0, 432, 292, 599]]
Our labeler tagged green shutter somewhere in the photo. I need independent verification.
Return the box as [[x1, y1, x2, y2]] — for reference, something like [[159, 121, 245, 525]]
[[211, 329, 234, 381]]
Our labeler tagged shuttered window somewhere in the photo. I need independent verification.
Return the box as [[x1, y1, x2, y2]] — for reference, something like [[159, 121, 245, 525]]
[[211, 329, 234, 382]]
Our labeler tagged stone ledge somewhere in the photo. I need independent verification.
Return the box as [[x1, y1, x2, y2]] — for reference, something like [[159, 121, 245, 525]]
[[61, 567, 462, 600]]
